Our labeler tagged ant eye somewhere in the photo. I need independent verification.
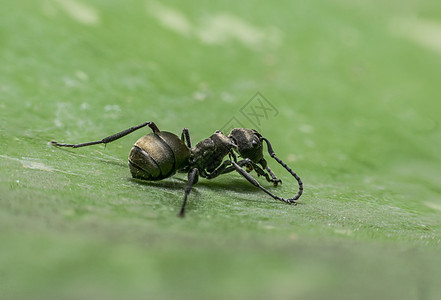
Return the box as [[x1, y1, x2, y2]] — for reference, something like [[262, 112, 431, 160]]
[[252, 139, 258, 147]]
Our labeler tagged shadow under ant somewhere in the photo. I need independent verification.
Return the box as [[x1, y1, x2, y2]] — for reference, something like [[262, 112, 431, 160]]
[[129, 174, 286, 201], [55, 146, 294, 205]]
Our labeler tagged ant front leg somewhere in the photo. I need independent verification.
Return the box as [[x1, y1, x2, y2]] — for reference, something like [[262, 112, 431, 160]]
[[51, 121, 160, 148], [264, 165, 282, 186], [252, 158, 282, 186], [248, 161, 282, 187]]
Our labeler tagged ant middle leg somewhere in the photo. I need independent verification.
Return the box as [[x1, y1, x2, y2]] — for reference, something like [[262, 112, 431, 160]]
[[178, 168, 199, 217], [181, 128, 192, 148], [205, 157, 281, 187], [203, 159, 252, 180]]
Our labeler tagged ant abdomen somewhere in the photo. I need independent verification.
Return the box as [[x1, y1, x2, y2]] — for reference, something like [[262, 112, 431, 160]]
[[129, 131, 190, 181]]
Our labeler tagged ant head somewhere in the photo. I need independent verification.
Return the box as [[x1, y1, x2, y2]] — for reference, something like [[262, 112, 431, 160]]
[[228, 128, 264, 163]]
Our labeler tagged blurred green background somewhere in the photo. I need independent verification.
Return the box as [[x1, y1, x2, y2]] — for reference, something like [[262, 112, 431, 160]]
[[1, 0, 441, 299]]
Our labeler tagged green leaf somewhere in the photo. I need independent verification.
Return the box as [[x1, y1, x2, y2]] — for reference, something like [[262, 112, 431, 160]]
[[1, 0, 441, 299]]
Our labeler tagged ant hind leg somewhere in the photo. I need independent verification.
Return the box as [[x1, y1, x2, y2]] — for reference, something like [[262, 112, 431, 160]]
[[51, 121, 160, 148]]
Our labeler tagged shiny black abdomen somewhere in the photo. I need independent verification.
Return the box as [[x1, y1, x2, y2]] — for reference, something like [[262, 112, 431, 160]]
[[128, 131, 190, 181]]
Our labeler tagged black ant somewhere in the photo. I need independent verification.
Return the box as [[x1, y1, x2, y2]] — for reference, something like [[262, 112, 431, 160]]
[[51, 121, 303, 217]]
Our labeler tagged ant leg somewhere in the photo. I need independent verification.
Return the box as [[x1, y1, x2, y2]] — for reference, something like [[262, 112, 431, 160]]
[[202, 160, 231, 179], [204, 159, 251, 179], [181, 128, 192, 148], [265, 165, 282, 185], [51, 121, 160, 148], [209, 159, 281, 187], [206, 155, 279, 186], [178, 168, 199, 217], [257, 157, 282, 185], [248, 162, 282, 187], [230, 160, 297, 205]]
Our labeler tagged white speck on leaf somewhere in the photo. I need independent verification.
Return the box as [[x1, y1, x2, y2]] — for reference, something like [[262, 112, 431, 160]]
[[52, 0, 100, 26], [390, 17, 441, 55], [146, 1, 283, 50], [104, 105, 121, 113]]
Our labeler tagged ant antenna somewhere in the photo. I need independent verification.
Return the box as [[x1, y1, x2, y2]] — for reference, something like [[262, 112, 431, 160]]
[[261, 137, 303, 202]]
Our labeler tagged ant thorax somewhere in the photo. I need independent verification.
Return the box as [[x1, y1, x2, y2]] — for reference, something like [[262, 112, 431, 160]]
[[189, 132, 235, 172]]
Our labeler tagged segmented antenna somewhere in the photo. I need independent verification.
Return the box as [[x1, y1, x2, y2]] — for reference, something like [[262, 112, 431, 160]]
[[261, 137, 303, 203]]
